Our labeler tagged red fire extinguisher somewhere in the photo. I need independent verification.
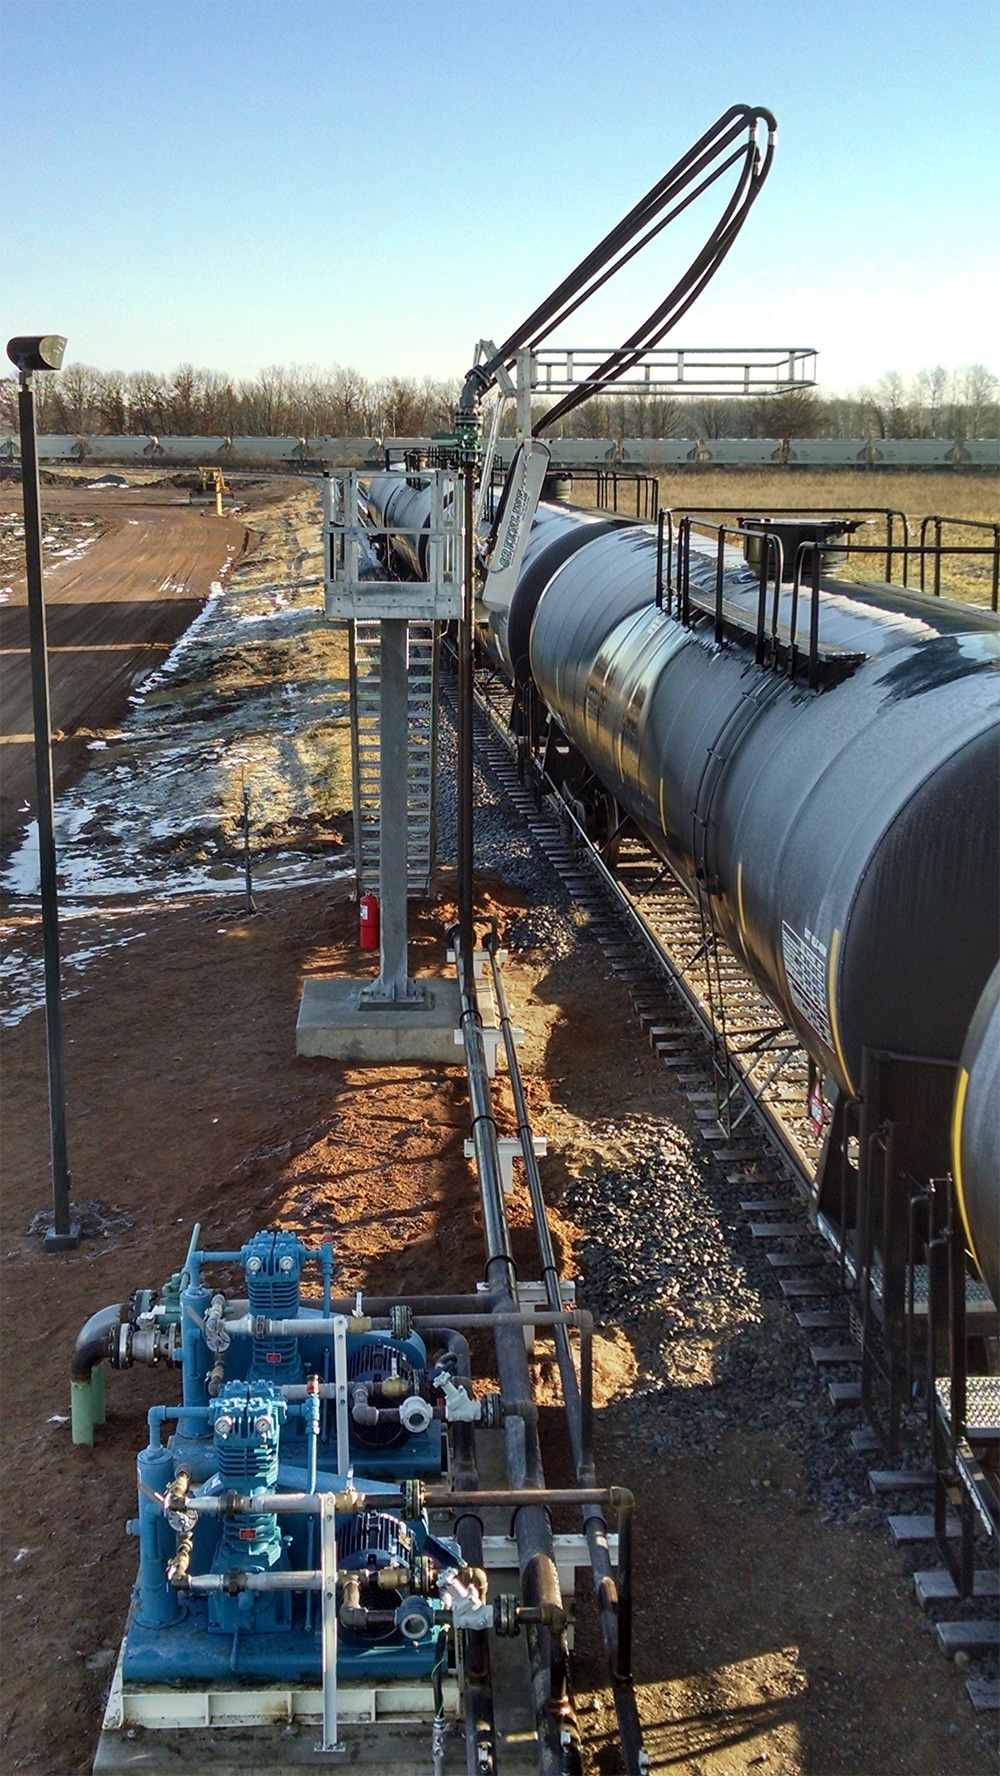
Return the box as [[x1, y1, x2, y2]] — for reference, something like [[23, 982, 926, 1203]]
[[359, 894, 380, 951]]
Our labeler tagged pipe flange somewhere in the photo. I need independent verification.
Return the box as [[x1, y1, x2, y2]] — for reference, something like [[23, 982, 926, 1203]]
[[479, 1392, 505, 1430], [389, 1304, 413, 1341], [401, 1479, 425, 1520], [493, 1593, 520, 1637], [411, 1554, 436, 1597]]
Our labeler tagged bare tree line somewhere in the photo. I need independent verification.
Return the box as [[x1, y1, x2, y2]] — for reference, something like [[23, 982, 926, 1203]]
[[0, 363, 460, 442], [551, 366, 998, 441], [1, 360, 996, 441]]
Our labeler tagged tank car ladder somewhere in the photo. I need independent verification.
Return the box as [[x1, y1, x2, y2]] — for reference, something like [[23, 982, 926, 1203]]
[[349, 618, 439, 900]]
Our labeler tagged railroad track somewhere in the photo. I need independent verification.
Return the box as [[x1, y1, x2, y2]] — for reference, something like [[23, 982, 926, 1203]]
[[467, 670, 819, 1190], [453, 671, 1000, 1708]]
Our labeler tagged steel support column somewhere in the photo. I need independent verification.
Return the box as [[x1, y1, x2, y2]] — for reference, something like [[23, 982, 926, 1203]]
[[362, 617, 421, 1004]]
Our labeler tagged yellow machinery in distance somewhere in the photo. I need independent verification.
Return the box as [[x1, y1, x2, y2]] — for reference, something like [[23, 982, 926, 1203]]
[[197, 466, 230, 516]]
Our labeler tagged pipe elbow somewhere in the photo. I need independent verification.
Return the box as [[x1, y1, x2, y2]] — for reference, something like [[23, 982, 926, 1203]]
[[457, 366, 490, 419], [72, 1303, 122, 1379], [607, 1486, 634, 1514]]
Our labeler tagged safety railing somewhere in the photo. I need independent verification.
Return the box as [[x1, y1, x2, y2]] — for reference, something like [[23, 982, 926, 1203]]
[[658, 515, 872, 691], [918, 514, 1000, 609], [487, 462, 660, 522], [655, 505, 1000, 611], [662, 505, 910, 582]]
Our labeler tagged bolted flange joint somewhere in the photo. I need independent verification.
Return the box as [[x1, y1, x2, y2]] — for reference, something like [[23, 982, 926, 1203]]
[[493, 1593, 521, 1637]]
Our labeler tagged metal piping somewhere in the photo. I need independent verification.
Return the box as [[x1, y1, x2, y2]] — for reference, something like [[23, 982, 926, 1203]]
[[437, 1327, 498, 1776], [224, 1310, 586, 1337], [70, 1303, 121, 1446], [71, 1303, 120, 1379], [453, 923, 581, 1776], [487, 935, 644, 1765]]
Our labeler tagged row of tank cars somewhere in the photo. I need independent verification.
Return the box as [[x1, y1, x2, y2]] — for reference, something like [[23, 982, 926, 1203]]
[[365, 468, 1000, 1605]]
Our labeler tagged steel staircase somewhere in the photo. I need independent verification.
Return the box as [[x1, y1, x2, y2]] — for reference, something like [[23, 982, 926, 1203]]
[[349, 620, 439, 899]]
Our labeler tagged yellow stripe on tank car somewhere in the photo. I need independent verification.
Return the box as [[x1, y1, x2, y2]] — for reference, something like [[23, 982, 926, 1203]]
[[950, 1067, 982, 1275], [826, 928, 855, 1097]]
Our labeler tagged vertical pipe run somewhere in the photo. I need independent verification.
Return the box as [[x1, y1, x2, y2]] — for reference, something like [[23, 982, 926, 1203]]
[[486, 940, 644, 1770], [458, 471, 475, 990], [17, 373, 78, 1249], [319, 1492, 340, 1752], [453, 927, 579, 1776], [333, 1316, 350, 1476]]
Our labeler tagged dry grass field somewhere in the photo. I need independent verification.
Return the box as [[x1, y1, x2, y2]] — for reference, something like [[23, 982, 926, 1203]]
[[569, 467, 999, 605]]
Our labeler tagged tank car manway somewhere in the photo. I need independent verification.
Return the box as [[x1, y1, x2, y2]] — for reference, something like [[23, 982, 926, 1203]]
[[455, 665, 1000, 1709]]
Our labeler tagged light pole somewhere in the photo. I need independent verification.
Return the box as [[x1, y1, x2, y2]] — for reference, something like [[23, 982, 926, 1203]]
[[7, 333, 79, 1251]]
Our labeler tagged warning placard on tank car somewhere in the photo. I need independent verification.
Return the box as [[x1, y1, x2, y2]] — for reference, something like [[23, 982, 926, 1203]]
[[781, 921, 833, 1048]]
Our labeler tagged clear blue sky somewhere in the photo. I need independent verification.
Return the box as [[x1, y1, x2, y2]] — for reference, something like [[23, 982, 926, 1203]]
[[1, 0, 996, 395]]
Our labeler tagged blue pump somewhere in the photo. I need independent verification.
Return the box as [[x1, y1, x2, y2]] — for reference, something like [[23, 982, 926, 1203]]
[[120, 1227, 461, 1690]]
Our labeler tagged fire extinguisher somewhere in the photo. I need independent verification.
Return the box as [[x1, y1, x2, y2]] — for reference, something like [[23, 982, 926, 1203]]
[[359, 894, 380, 951]]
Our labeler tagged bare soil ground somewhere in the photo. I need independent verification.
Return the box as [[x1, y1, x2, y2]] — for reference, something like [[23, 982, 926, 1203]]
[[1, 476, 995, 1776], [1, 887, 994, 1776]]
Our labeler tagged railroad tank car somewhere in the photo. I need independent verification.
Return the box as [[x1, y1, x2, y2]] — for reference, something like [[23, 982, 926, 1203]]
[[954, 962, 1000, 1309], [364, 475, 999, 1285], [521, 519, 999, 1082]]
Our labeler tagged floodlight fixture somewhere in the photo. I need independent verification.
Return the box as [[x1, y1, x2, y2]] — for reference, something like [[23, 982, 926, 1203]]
[[7, 334, 67, 374]]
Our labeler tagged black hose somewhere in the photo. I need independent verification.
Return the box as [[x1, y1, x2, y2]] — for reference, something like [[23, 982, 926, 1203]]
[[455, 103, 776, 438]]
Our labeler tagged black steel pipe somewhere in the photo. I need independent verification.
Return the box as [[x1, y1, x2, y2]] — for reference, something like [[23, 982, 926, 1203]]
[[453, 926, 579, 1776], [486, 940, 641, 1762], [458, 470, 476, 985], [71, 1303, 121, 1380]]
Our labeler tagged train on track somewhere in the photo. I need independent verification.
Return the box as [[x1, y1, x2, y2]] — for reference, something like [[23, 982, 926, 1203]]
[[365, 468, 1000, 1476], [63, 101, 997, 1774]]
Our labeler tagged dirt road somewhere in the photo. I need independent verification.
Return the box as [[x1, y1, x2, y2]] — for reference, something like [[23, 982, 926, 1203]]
[[0, 485, 248, 846]]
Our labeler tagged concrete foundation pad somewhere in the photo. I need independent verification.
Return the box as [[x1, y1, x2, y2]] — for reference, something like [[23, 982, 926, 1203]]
[[93, 1719, 536, 1773], [296, 977, 464, 1064]]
